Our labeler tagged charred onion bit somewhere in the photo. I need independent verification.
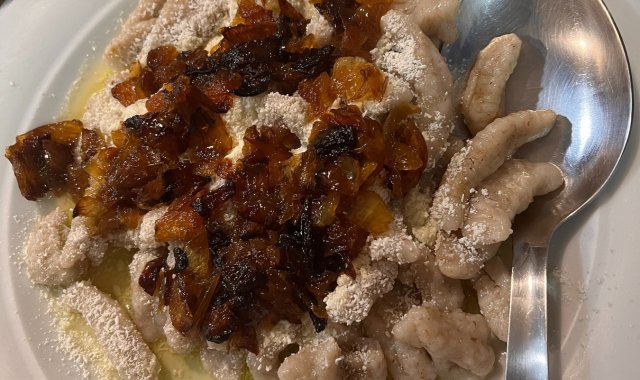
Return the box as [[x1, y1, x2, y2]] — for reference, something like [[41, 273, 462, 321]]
[[139, 256, 166, 295], [312, 124, 357, 158], [5, 120, 89, 200], [331, 57, 387, 102], [298, 72, 337, 119], [315, 0, 392, 59], [382, 104, 429, 196], [72, 108, 203, 233], [7, 0, 426, 355]]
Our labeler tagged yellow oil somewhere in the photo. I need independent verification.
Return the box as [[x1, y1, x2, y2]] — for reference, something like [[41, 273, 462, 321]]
[[55, 302, 121, 380], [61, 59, 113, 120]]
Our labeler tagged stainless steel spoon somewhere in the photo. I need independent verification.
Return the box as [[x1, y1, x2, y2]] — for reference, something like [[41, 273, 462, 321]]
[[441, 0, 632, 378]]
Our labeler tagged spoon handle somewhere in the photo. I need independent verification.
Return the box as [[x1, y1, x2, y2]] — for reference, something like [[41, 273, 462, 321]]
[[506, 242, 549, 380]]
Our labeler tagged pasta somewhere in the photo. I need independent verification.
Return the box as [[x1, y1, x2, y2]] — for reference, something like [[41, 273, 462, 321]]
[[24, 208, 90, 287], [392, 304, 495, 377], [277, 335, 343, 380], [431, 109, 558, 233], [200, 347, 247, 380], [392, 0, 460, 44], [474, 257, 511, 342], [435, 158, 563, 279], [363, 286, 438, 380], [461, 34, 523, 135], [61, 282, 160, 380], [463, 159, 564, 246]]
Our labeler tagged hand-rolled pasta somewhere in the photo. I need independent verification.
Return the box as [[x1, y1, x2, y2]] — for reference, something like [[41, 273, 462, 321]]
[[434, 232, 500, 279], [362, 74, 414, 121], [338, 337, 388, 380], [60, 282, 160, 380], [246, 320, 303, 380], [363, 286, 437, 380], [392, 304, 495, 377], [324, 254, 398, 325], [103, 0, 167, 70], [392, 0, 461, 44], [435, 158, 562, 279], [200, 345, 247, 380], [277, 334, 344, 380], [163, 316, 202, 354], [65, 216, 109, 267], [138, 0, 238, 65], [431, 109, 557, 233], [369, 214, 423, 265], [461, 34, 522, 135], [411, 256, 464, 311], [474, 257, 511, 341], [463, 159, 564, 246], [23, 208, 101, 287]]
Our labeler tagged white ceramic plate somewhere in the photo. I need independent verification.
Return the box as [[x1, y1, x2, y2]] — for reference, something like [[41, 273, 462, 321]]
[[0, 0, 638, 378]]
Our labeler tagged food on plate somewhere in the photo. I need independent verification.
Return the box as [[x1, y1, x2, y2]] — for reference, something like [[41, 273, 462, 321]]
[[460, 33, 523, 135], [5, 0, 564, 378]]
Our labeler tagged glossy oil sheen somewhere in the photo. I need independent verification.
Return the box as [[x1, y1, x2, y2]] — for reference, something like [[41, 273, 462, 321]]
[[442, 0, 632, 379]]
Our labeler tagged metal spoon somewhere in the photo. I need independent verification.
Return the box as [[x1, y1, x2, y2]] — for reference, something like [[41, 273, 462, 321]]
[[441, 0, 632, 378]]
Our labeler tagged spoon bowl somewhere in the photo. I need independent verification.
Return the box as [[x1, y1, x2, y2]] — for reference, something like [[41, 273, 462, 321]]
[[442, 0, 633, 378]]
